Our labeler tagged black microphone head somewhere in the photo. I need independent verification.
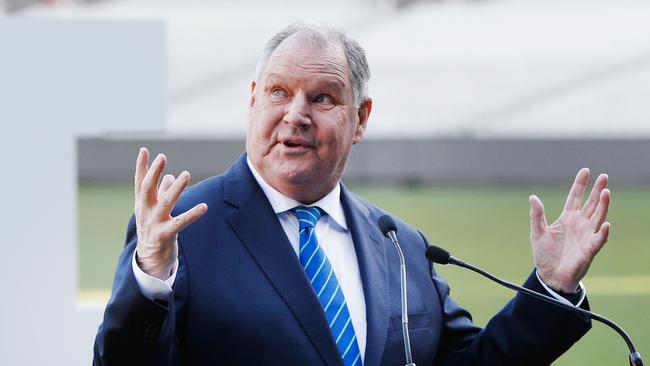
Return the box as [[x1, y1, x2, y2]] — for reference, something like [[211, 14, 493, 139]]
[[377, 215, 397, 237], [425, 245, 451, 265]]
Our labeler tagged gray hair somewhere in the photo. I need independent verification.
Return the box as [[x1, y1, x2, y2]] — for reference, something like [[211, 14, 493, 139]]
[[254, 22, 371, 107]]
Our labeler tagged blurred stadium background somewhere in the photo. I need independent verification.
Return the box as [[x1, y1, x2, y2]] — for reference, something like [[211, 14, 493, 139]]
[[4, 0, 649, 365]]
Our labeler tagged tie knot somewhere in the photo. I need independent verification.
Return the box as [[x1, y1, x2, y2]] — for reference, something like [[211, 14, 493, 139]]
[[291, 206, 323, 230]]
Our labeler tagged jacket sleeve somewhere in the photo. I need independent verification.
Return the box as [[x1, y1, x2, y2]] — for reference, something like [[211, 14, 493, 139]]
[[93, 215, 186, 366], [425, 235, 592, 366]]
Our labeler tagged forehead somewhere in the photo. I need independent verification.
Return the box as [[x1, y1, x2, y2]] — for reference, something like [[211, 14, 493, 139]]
[[261, 35, 350, 90]]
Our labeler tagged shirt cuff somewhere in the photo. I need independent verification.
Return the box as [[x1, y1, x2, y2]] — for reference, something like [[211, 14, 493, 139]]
[[535, 269, 586, 307], [131, 250, 178, 301]]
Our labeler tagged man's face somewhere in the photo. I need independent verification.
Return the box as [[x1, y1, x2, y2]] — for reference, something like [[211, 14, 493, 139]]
[[246, 36, 371, 203]]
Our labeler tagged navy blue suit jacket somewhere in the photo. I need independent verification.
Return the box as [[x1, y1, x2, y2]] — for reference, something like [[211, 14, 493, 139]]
[[94, 154, 591, 365]]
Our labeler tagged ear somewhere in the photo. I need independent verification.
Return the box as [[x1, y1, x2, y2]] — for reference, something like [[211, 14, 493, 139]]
[[249, 81, 257, 108], [352, 98, 372, 145]]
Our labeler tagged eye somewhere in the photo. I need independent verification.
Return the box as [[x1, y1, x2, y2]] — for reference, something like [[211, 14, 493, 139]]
[[270, 87, 287, 99], [313, 94, 334, 105]]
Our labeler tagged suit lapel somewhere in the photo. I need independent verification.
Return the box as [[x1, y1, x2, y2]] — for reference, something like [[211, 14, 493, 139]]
[[341, 187, 391, 366], [223, 156, 343, 366]]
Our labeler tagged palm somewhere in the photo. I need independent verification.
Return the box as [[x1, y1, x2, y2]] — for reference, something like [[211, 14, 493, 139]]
[[133, 148, 208, 280], [529, 168, 610, 293]]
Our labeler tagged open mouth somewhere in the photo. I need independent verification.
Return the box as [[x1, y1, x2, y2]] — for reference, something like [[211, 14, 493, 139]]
[[284, 141, 304, 148], [280, 137, 312, 149]]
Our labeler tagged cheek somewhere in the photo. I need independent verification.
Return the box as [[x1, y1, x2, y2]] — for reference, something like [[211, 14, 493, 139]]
[[250, 107, 281, 141], [316, 123, 354, 160], [333, 114, 359, 148]]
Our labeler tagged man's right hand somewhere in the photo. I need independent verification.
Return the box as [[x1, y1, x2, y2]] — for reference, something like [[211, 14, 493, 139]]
[[134, 147, 208, 280]]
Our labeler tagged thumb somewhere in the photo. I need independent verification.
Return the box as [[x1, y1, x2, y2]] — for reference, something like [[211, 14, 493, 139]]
[[529, 195, 547, 238]]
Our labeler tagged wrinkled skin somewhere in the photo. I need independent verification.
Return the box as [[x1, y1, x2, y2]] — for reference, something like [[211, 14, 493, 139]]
[[246, 36, 372, 204], [530, 168, 610, 292]]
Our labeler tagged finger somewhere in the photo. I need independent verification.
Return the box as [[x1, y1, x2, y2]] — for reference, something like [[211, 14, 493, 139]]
[[592, 221, 610, 255], [141, 153, 167, 203], [169, 203, 208, 233], [158, 174, 176, 196], [589, 188, 610, 232], [134, 147, 149, 197], [581, 173, 608, 217], [563, 168, 590, 211], [157, 171, 190, 217], [529, 195, 548, 239]]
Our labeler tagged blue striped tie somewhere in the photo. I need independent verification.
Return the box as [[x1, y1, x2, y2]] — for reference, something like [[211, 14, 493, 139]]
[[291, 206, 362, 366]]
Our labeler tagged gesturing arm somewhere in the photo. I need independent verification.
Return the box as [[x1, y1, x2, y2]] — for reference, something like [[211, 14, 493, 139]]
[[434, 168, 610, 366], [93, 148, 208, 366]]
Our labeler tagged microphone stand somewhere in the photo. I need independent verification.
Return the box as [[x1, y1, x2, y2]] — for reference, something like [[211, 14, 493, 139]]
[[378, 215, 416, 366], [387, 230, 416, 366]]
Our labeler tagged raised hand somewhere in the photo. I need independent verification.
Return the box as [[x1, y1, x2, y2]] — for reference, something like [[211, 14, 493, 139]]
[[134, 148, 208, 280], [529, 168, 610, 293]]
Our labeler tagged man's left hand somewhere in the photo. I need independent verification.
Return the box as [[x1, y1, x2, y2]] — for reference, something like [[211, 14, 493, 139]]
[[529, 168, 610, 293]]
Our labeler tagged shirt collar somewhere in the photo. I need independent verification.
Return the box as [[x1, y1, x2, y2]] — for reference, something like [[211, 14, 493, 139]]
[[246, 157, 348, 231]]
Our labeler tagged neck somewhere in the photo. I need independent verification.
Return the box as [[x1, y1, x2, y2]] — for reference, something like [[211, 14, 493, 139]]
[[245, 156, 339, 204], [276, 183, 334, 205]]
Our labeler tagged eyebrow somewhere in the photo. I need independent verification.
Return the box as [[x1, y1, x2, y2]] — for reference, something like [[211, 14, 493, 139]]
[[319, 80, 346, 92], [264, 73, 347, 92]]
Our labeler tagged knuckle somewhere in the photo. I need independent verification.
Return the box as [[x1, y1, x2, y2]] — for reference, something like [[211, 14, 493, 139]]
[[172, 215, 183, 226], [136, 194, 147, 206], [160, 196, 172, 208]]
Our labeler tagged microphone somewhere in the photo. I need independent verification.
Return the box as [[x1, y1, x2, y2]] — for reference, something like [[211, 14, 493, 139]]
[[378, 215, 416, 366], [425, 245, 643, 366]]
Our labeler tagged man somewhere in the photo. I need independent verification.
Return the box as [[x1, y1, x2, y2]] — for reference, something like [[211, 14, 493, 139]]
[[94, 22, 611, 365]]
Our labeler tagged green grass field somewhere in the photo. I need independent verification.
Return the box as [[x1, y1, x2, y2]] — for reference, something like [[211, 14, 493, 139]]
[[79, 182, 649, 365]]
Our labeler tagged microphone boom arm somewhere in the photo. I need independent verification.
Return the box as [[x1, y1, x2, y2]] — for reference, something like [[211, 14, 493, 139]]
[[446, 255, 643, 366]]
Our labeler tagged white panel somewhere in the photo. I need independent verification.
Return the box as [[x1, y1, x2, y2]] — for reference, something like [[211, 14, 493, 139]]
[[0, 18, 165, 365]]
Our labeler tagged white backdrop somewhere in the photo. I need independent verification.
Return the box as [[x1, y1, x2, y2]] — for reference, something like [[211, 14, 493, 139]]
[[0, 18, 165, 365]]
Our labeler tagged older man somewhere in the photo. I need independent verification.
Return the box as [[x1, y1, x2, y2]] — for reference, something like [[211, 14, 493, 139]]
[[94, 22, 610, 366]]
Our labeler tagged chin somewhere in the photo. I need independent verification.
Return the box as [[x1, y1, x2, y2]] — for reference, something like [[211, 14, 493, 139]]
[[276, 163, 316, 185]]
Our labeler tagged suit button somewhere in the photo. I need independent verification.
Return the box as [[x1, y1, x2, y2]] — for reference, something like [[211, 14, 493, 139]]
[[144, 324, 159, 341]]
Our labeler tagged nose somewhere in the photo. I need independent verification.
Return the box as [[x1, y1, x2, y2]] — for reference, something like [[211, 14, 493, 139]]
[[283, 93, 311, 127]]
